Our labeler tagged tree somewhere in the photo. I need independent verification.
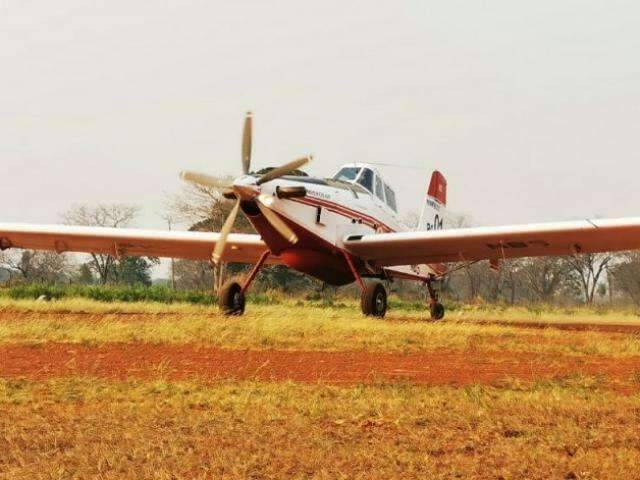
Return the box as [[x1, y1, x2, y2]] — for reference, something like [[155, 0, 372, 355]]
[[611, 252, 640, 306], [501, 259, 522, 305], [61, 203, 140, 284], [564, 253, 615, 305], [75, 263, 95, 285], [167, 179, 253, 233], [519, 257, 573, 303], [0, 266, 9, 283], [0, 250, 73, 283], [114, 256, 159, 286], [173, 259, 214, 291], [463, 262, 485, 300]]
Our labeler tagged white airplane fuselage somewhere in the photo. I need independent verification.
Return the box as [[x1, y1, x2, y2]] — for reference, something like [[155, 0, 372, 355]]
[[235, 168, 441, 285]]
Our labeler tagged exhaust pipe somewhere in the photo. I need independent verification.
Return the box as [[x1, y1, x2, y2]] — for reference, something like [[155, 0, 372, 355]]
[[276, 186, 307, 199]]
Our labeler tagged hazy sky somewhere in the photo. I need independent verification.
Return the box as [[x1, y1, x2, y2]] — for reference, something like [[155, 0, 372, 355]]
[[2, 0, 639, 233]]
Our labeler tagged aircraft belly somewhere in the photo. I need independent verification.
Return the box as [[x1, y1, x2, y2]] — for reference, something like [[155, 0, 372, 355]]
[[280, 248, 355, 286]]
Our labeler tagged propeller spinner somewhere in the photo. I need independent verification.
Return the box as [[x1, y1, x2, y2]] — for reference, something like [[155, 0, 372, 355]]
[[180, 112, 311, 264]]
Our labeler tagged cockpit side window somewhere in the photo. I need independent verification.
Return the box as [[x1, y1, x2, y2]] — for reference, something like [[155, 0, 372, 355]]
[[332, 167, 361, 182], [384, 183, 397, 212], [374, 175, 385, 202], [357, 168, 374, 192]]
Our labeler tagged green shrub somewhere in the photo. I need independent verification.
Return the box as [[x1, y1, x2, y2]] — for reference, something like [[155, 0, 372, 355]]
[[0, 283, 217, 305]]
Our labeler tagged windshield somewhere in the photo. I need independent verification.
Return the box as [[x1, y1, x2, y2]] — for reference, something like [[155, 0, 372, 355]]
[[375, 176, 385, 201], [357, 168, 374, 192], [384, 183, 397, 212], [332, 167, 361, 182]]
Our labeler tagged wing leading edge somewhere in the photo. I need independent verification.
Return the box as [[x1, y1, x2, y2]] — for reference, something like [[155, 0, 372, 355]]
[[343, 217, 640, 267], [0, 223, 279, 264]]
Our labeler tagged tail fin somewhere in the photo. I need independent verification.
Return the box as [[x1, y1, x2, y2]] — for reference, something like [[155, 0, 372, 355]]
[[427, 170, 447, 206], [417, 170, 447, 231]]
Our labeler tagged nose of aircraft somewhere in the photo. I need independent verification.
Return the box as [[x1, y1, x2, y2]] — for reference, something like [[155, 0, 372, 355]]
[[232, 176, 260, 200]]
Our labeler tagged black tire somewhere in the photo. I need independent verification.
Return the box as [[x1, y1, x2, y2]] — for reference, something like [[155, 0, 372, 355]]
[[361, 281, 387, 318], [430, 302, 445, 321], [218, 278, 246, 315]]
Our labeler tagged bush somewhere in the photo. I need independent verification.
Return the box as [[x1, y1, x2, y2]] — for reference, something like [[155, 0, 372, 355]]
[[0, 283, 217, 305]]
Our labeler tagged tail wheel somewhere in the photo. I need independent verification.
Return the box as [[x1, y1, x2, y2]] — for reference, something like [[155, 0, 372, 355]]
[[430, 302, 445, 321], [219, 277, 246, 315], [361, 281, 387, 318]]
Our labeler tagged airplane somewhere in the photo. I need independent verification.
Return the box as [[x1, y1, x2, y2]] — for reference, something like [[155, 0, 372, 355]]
[[2, 111, 640, 320]]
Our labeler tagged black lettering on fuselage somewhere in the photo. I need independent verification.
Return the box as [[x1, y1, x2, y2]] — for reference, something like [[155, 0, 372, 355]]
[[425, 214, 444, 231]]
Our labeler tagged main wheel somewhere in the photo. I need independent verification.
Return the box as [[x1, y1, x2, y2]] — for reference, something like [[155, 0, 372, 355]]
[[430, 302, 445, 321], [361, 281, 387, 318], [218, 278, 246, 315]]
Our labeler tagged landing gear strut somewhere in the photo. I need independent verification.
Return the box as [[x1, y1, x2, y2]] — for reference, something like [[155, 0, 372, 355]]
[[218, 250, 270, 315], [426, 275, 445, 321], [343, 252, 388, 318]]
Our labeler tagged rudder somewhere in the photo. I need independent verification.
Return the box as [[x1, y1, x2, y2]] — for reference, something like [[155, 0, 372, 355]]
[[418, 170, 447, 231]]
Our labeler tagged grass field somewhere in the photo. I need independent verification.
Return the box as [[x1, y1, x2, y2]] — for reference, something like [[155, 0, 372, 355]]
[[1, 298, 640, 479]]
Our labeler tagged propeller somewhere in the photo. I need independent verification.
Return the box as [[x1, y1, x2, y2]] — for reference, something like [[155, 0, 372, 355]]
[[256, 155, 311, 185], [212, 199, 241, 264], [179, 171, 232, 190], [179, 111, 310, 264], [256, 194, 298, 243], [242, 112, 252, 175]]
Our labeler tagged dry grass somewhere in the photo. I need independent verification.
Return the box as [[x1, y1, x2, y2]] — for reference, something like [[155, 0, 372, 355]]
[[1, 378, 639, 479], [4, 296, 640, 322], [450, 302, 640, 325], [2, 298, 640, 478], [1, 299, 639, 358]]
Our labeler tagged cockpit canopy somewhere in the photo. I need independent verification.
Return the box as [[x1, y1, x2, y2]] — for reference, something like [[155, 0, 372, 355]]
[[332, 164, 398, 212]]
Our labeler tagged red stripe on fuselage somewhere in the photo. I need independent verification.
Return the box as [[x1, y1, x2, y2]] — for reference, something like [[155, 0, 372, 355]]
[[292, 196, 396, 233]]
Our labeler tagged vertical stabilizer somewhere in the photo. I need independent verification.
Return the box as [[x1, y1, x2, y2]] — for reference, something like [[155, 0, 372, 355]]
[[418, 170, 447, 231], [427, 170, 447, 206]]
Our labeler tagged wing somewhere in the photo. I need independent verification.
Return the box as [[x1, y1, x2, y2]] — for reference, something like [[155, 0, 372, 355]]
[[0, 223, 279, 264], [344, 217, 640, 267]]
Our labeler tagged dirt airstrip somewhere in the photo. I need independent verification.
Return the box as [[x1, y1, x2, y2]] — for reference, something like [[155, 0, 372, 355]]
[[1, 343, 639, 392]]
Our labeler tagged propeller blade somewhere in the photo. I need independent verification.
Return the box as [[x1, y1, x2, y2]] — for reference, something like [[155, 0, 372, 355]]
[[256, 155, 312, 185], [212, 199, 241, 264], [180, 171, 232, 190], [256, 194, 298, 244], [242, 111, 252, 175]]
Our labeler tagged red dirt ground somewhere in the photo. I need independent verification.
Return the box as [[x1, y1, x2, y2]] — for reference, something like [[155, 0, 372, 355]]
[[1, 343, 639, 391]]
